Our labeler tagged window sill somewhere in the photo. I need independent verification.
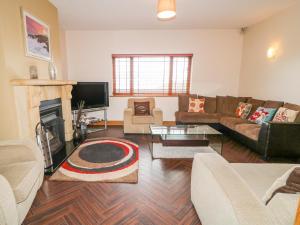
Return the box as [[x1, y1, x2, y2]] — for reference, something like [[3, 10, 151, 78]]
[[111, 94, 181, 97]]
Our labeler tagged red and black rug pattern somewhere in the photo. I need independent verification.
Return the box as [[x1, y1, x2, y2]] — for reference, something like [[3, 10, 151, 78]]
[[50, 138, 139, 183]]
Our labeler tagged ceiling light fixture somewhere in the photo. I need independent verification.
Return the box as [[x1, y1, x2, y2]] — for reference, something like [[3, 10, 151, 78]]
[[157, 0, 176, 20]]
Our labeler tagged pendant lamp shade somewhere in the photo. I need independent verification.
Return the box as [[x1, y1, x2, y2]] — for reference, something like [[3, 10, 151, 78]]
[[157, 0, 176, 20]]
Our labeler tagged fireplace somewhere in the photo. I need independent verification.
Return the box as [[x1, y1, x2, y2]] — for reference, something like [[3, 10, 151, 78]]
[[39, 98, 66, 154], [10, 79, 77, 174]]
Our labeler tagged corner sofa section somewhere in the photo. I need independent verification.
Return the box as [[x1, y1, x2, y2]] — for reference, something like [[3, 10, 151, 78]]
[[175, 94, 300, 159]]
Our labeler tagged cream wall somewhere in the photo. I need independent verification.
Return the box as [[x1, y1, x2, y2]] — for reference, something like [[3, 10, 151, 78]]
[[239, 2, 300, 104], [65, 29, 243, 121], [0, 0, 62, 140]]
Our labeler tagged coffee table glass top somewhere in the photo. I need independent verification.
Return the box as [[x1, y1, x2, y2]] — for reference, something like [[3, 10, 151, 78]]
[[150, 125, 222, 136]]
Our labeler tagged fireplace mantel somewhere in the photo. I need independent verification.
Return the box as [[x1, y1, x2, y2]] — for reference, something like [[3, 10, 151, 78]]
[[11, 79, 76, 141], [10, 79, 77, 86]]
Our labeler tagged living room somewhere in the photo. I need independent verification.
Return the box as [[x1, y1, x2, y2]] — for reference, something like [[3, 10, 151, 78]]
[[1, 0, 300, 224]]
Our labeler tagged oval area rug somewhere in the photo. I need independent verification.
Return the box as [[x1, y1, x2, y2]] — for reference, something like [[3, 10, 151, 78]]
[[50, 138, 139, 183]]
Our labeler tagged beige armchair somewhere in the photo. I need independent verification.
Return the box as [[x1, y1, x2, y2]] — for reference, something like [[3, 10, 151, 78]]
[[0, 139, 44, 225], [124, 98, 163, 134]]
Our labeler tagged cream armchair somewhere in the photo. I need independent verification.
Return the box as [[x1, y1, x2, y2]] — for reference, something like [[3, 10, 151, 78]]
[[0, 139, 44, 225], [124, 98, 163, 134]]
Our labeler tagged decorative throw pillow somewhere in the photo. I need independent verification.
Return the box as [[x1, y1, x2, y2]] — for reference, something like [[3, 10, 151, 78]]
[[248, 107, 277, 125], [134, 101, 150, 116], [235, 102, 252, 119], [273, 107, 299, 123], [262, 167, 300, 205], [188, 97, 205, 113]]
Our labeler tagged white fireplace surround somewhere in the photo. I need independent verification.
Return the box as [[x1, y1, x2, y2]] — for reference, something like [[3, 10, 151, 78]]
[[10, 79, 77, 141]]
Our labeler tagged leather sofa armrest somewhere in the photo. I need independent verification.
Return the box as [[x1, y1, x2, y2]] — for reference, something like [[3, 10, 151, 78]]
[[0, 175, 18, 225], [259, 122, 300, 158], [152, 108, 163, 125]]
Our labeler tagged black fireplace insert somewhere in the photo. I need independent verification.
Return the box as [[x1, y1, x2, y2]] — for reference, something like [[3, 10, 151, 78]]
[[39, 98, 65, 155]]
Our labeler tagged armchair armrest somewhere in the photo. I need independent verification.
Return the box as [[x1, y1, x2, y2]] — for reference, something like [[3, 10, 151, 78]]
[[152, 108, 163, 125], [259, 122, 300, 158], [0, 139, 43, 164], [124, 108, 133, 123], [0, 175, 18, 225], [124, 108, 133, 116]]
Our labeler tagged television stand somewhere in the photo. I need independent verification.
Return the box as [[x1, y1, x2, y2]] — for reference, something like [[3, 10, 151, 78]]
[[72, 107, 108, 133]]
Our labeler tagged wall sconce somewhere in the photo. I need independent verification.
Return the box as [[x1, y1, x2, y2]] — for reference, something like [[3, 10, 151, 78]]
[[267, 43, 280, 60], [267, 47, 276, 59]]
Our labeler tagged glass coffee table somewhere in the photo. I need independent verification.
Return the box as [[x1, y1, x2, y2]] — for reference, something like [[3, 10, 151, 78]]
[[149, 125, 223, 159]]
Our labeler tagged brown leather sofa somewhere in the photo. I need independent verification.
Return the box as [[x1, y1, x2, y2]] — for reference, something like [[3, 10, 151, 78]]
[[175, 94, 300, 160]]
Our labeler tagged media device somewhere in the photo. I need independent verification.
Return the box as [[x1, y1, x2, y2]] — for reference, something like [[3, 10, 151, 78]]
[[71, 82, 109, 110]]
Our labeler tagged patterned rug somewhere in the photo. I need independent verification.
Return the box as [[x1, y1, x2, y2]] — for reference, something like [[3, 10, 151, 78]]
[[50, 138, 139, 183]]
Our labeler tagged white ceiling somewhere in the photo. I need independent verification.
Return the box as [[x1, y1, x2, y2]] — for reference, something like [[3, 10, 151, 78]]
[[50, 0, 298, 30]]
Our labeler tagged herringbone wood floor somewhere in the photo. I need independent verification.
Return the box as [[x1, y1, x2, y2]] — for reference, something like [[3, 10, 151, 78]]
[[23, 127, 264, 225]]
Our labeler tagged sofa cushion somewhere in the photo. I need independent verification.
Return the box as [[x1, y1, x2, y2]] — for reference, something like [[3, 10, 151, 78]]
[[128, 98, 155, 111], [235, 102, 252, 119], [220, 116, 250, 130], [132, 115, 154, 124], [0, 161, 42, 203], [134, 101, 150, 116], [0, 145, 35, 166], [226, 96, 249, 116], [217, 96, 249, 116], [198, 96, 217, 113], [273, 107, 299, 123], [284, 103, 300, 122], [216, 96, 227, 114], [232, 163, 295, 199], [262, 166, 300, 204], [264, 100, 284, 109], [268, 193, 300, 225], [235, 123, 261, 141], [248, 107, 277, 125], [178, 94, 197, 112], [247, 98, 266, 116], [188, 97, 205, 113], [175, 112, 221, 123]]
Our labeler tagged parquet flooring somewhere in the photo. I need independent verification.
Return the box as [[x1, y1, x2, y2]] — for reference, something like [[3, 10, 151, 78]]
[[23, 126, 264, 225]]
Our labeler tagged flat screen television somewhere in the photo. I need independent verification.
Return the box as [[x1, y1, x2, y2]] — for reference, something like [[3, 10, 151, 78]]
[[71, 82, 109, 110]]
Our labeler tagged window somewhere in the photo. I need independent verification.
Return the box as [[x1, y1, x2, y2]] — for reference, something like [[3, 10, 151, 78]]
[[112, 54, 193, 96]]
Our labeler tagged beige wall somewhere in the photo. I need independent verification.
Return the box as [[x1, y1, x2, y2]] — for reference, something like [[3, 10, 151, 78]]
[[0, 0, 62, 140], [239, 2, 300, 104], [66, 29, 243, 121]]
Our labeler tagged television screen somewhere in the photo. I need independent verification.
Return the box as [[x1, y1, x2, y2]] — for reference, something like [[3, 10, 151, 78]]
[[71, 82, 109, 110]]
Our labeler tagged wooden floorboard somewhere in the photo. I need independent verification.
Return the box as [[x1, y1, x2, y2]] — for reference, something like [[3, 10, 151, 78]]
[[23, 126, 264, 225]]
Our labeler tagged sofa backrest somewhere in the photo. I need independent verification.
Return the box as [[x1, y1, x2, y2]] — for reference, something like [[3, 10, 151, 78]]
[[203, 97, 217, 114], [216, 96, 250, 116], [284, 103, 300, 122], [247, 98, 266, 116], [178, 94, 197, 112], [263, 101, 284, 109], [178, 94, 217, 113], [128, 98, 155, 111]]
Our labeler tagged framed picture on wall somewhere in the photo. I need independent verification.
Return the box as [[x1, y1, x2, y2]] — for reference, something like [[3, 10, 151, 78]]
[[22, 10, 51, 61]]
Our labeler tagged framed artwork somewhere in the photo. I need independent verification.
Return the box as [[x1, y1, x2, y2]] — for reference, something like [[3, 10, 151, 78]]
[[22, 10, 51, 61]]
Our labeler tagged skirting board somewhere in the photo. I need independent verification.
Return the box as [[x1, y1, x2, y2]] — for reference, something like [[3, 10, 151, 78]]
[[91, 121, 176, 126]]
